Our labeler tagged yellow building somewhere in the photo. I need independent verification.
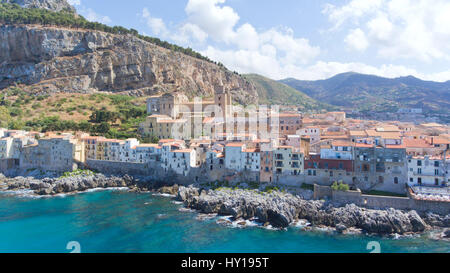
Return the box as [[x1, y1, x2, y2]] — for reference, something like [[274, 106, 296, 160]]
[[140, 115, 188, 140]]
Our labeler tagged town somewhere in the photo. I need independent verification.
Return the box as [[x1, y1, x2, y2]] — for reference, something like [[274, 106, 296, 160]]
[[1, 86, 449, 208]]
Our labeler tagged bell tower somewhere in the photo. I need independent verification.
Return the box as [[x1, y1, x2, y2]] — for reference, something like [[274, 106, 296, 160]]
[[214, 84, 231, 119]]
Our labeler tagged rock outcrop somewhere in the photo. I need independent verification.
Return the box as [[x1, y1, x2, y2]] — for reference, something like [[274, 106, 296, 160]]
[[3, 174, 446, 236], [0, 0, 76, 13], [4, 173, 135, 195], [176, 186, 435, 235], [0, 24, 258, 105]]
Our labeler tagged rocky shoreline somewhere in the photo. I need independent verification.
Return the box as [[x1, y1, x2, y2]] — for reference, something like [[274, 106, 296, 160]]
[[1, 174, 449, 237], [175, 185, 450, 236]]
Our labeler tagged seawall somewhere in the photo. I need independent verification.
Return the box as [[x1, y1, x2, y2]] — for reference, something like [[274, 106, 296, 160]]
[[314, 184, 450, 215]]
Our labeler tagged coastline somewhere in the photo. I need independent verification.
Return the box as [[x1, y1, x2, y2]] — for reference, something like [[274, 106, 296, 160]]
[[1, 173, 449, 239]]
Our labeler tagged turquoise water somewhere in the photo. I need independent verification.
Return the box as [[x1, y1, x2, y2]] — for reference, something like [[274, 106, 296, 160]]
[[0, 190, 448, 253]]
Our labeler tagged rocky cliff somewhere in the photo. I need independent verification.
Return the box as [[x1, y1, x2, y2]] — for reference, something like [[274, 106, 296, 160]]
[[0, 0, 75, 12], [0, 25, 258, 105]]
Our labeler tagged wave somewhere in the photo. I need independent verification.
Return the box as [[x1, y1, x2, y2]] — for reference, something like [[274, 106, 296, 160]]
[[0, 187, 130, 199], [152, 193, 176, 198], [292, 219, 311, 229]]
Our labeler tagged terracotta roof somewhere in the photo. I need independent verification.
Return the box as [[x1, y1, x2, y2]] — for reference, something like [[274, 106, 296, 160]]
[[429, 137, 450, 145], [321, 135, 349, 139], [332, 140, 354, 147], [385, 144, 406, 149], [276, 113, 301, 118], [349, 130, 367, 137], [173, 149, 193, 153], [136, 144, 159, 148], [226, 143, 245, 147], [365, 129, 401, 139], [202, 117, 215, 124], [355, 143, 373, 148], [158, 119, 186, 124], [278, 145, 293, 149], [244, 148, 260, 153], [404, 139, 433, 148]]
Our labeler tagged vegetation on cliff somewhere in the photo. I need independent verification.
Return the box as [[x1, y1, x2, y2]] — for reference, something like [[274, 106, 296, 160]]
[[243, 74, 335, 112], [0, 86, 149, 140], [0, 3, 216, 64]]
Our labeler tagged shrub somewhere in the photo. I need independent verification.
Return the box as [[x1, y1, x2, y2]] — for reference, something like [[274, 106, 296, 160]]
[[331, 181, 350, 192]]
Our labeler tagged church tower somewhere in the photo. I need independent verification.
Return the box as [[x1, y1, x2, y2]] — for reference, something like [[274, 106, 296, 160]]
[[214, 84, 231, 119]]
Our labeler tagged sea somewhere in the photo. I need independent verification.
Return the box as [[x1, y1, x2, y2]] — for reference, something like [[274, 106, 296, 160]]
[[0, 189, 448, 253]]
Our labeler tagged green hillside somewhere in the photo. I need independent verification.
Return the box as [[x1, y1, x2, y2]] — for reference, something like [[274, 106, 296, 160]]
[[244, 74, 334, 111], [281, 72, 450, 115]]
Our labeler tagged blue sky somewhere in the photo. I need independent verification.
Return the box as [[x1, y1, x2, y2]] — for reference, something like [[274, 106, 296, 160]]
[[68, 0, 450, 82]]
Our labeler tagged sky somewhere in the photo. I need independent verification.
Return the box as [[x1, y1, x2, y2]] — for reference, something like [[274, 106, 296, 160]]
[[67, 0, 450, 82]]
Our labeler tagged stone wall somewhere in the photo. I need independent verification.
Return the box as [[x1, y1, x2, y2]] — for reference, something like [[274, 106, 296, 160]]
[[360, 194, 411, 210], [0, 158, 19, 173], [314, 184, 450, 215], [333, 189, 362, 204], [86, 160, 152, 176], [314, 184, 332, 200]]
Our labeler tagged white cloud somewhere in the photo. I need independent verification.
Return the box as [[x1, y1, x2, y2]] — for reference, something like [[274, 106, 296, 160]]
[[345, 28, 369, 52], [139, 0, 320, 77], [141, 8, 169, 37], [324, 0, 450, 62], [185, 0, 240, 43], [67, 0, 81, 6], [323, 0, 384, 29], [172, 23, 208, 44], [81, 8, 112, 24], [135, 0, 450, 82], [183, 0, 320, 70]]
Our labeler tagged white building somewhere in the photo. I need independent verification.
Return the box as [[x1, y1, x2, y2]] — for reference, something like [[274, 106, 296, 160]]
[[167, 149, 198, 176], [225, 143, 246, 172], [297, 127, 320, 143], [407, 155, 449, 187], [0, 137, 12, 159], [119, 138, 140, 162], [242, 148, 260, 172], [320, 140, 354, 160], [134, 144, 161, 163]]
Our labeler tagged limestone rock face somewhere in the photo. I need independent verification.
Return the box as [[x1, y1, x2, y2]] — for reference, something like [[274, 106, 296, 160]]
[[0, 25, 258, 105], [176, 186, 435, 234], [0, 0, 76, 13]]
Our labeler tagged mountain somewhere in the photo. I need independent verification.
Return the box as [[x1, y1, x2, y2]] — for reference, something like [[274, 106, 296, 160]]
[[280, 72, 450, 114], [0, 2, 258, 105], [243, 74, 334, 111], [0, 0, 75, 13]]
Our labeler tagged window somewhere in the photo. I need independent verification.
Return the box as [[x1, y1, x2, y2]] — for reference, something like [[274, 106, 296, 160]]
[[435, 179, 439, 186], [394, 177, 399, 184], [418, 177, 422, 185], [417, 168, 422, 174], [417, 160, 422, 166], [435, 169, 439, 176], [434, 161, 440, 167]]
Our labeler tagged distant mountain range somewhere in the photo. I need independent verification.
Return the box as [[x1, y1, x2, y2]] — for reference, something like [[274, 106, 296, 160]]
[[280, 72, 450, 114], [243, 74, 335, 111]]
